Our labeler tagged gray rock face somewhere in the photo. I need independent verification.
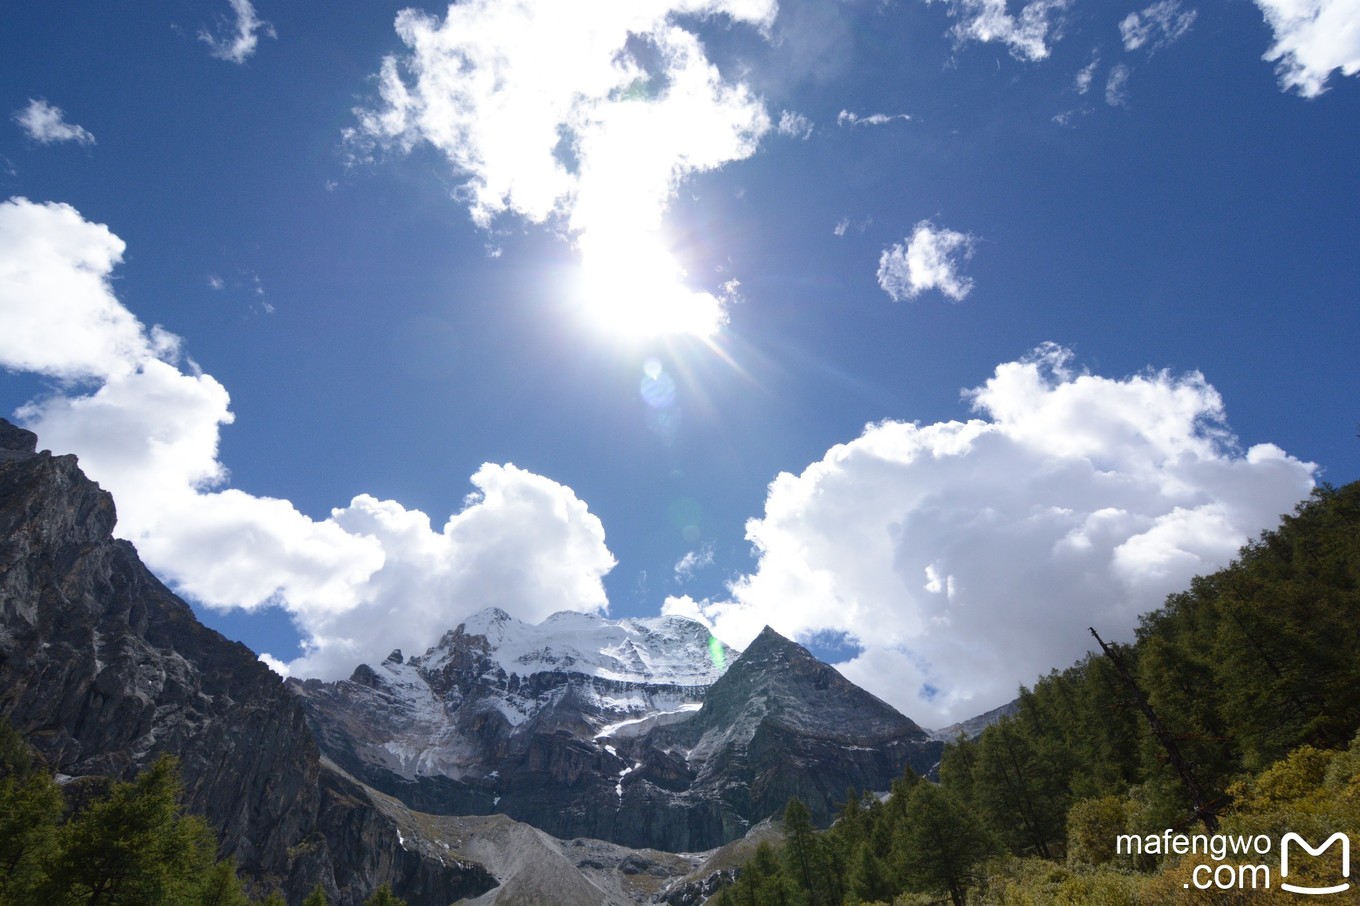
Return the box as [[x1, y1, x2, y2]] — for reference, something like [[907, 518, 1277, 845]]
[[666, 626, 943, 829], [0, 419, 493, 905], [295, 615, 943, 853]]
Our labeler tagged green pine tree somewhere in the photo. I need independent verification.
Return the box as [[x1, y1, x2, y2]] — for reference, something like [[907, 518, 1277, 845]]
[[46, 754, 219, 906], [893, 782, 993, 906], [362, 884, 405, 906]]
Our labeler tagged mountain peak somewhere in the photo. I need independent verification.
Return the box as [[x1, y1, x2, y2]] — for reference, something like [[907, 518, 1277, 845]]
[[745, 624, 797, 650], [418, 607, 732, 686], [0, 418, 38, 461], [696, 624, 926, 743]]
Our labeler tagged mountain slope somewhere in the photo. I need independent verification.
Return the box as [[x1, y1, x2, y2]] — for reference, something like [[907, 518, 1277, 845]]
[[291, 606, 733, 848], [675, 625, 941, 827], [0, 419, 494, 905], [296, 614, 943, 851]]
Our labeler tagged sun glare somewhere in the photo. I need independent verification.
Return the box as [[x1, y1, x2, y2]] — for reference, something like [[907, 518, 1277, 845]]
[[576, 229, 727, 340]]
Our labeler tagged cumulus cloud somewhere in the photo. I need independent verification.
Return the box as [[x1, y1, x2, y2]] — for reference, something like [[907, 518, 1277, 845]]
[[348, 0, 775, 338], [931, 0, 1071, 61], [877, 220, 978, 302], [1120, 0, 1198, 52], [0, 197, 615, 678], [684, 344, 1316, 727], [837, 110, 912, 127], [0, 199, 175, 380], [13, 100, 95, 146], [1254, 0, 1360, 97], [199, 0, 275, 64]]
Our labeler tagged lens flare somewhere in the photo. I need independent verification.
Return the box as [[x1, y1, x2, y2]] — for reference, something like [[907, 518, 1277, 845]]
[[707, 634, 727, 671]]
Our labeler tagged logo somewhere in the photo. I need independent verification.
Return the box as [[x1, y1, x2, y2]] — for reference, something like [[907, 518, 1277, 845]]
[[1280, 832, 1351, 895]]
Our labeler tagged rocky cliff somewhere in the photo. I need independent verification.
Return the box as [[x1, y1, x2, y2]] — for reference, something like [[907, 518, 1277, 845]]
[[0, 419, 494, 905], [294, 612, 943, 853]]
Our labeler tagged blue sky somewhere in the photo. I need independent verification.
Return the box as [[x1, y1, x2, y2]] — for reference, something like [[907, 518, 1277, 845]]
[[2, 0, 1356, 725]]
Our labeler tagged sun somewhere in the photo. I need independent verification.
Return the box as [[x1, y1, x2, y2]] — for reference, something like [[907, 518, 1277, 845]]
[[575, 229, 727, 340]]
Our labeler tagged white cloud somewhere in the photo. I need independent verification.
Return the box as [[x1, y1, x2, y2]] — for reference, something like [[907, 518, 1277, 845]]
[[833, 216, 871, 236], [199, 0, 275, 65], [348, 0, 776, 339], [931, 0, 1071, 61], [836, 110, 912, 127], [685, 344, 1316, 727], [13, 100, 95, 146], [674, 542, 716, 580], [0, 199, 176, 381], [777, 110, 814, 139], [1, 197, 616, 679], [1106, 63, 1133, 105], [877, 220, 978, 302], [1120, 0, 1198, 52], [1075, 56, 1100, 93], [1254, 0, 1360, 97]]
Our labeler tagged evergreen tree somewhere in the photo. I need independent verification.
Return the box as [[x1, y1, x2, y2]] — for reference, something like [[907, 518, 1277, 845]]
[[198, 858, 251, 906], [0, 749, 62, 905], [47, 754, 220, 906], [782, 797, 836, 906], [362, 884, 405, 906], [844, 839, 891, 904], [893, 782, 993, 906], [717, 841, 796, 906], [966, 719, 1068, 858]]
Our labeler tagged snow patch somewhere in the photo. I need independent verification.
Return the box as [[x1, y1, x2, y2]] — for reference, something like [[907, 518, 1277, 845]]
[[616, 761, 642, 800], [595, 702, 702, 739]]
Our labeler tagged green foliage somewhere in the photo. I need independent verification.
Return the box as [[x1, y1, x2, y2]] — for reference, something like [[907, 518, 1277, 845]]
[[0, 720, 36, 781], [0, 725, 283, 906], [362, 884, 406, 906], [1064, 796, 1135, 868], [0, 751, 63, 905], [718, 781, 995, 906], [302, 884, 329, 906], [50, 755, 220, 905], [963, 718, 1069, 859], [892, 782, 994, 906]]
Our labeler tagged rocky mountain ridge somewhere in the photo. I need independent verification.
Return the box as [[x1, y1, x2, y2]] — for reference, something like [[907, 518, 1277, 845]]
[[1, 415, 948, 902], [293, 610, 943, 852], [0, 419, 493, 905]]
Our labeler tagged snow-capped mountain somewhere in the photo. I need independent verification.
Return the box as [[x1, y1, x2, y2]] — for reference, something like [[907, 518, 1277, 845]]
[[433, 607, 730, 686], [290, 608, 942, 852], [293, 607, 730, 781]]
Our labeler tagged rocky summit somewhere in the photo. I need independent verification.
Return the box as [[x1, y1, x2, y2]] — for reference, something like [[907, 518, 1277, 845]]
[[293, 611, 942, 852]]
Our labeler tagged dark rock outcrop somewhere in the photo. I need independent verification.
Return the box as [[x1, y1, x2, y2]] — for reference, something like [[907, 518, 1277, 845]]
[[629, 625, 943, 841], [0, 419, 494, 905]]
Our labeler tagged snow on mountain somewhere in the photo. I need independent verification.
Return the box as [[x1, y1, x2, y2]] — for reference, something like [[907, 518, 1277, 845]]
[[423, 607, 730, 686], [292, 614, 944, 852], [292, 607, 737, 795]]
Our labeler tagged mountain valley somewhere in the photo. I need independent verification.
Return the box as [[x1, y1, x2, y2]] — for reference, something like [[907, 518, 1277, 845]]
[[0, 418, 947, 903]]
